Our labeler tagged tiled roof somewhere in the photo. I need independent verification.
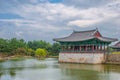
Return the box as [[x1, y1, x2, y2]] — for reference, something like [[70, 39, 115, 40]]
[[115, 41, 120, 46], [53, 29, 118, 42], [97, 37, 118, 42], [111, 41, 120, 48]]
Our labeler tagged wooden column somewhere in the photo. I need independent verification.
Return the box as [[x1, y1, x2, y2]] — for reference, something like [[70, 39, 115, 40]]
[[100, 45, 102, 51], [96, 45, 99, 51], [86, 45, 88, 51], [92, 45, 94, 51], [70, 46, 72, 51], [98, 44, 100, 51], [95, 45, 97, 51], [79, 46, 81, 51], [96, 45, 98, 53], [72, 46, 74, 51], [104, 43, 105, 52], [73, 46, 75, 51]]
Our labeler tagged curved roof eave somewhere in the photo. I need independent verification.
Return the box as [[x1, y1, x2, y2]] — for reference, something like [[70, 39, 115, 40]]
[[97, 37, 118, 43], [55, 37, 95, 42]]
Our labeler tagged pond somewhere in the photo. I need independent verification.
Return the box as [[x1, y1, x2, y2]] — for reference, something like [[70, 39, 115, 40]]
[[0, 58, 120, 80]]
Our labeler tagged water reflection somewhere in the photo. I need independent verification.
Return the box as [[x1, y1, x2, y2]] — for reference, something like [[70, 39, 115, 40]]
[[0, 58, 120, 80], [0, 69, 16, 80], [60, 63, 120, 73], [60, 64, 105, 80], [60, 63, 120, 80]]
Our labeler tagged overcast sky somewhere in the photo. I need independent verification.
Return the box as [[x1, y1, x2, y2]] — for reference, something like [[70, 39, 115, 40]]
[[0, 0, 120, 42]]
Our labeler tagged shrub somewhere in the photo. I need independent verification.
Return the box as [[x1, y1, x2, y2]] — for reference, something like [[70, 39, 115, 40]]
[[35, 48, 47, 58], [13, 48, 27, 55], [26, 48, 35, 56]]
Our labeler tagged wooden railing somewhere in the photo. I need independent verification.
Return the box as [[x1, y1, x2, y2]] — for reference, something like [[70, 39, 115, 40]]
[[60, 50, 108, 53]]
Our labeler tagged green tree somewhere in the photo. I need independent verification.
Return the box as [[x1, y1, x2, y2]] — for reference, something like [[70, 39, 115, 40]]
[[50, 42, 61, 56], [26, 48, 35, 56], [27, 40, 52, 51], [27, 41, 39, 50], [0, 38, 8, 52], [8, 38, 27, 54], [13, 48, 27, 55], [0, 38, 61, 57], [35, 48, 47, 58]]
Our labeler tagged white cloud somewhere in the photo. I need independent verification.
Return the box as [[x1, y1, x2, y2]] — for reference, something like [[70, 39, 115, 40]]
[[16, 31, 23, 37], [0, 0, 120, 41], [68, 19, 102, 27], [10, 1, 119, 28], [66, 1, 120, 27], [0, 19, 36, 24], [12, 3, 81, 20], [0, 0, 118, 31]]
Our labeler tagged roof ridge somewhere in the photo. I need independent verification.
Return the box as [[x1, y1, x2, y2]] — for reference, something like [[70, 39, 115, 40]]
[[73, 29, 96, 33]]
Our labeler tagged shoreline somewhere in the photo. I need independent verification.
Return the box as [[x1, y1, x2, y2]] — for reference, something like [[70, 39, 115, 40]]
[[0, 56, 120, 65], [0, 55, 33, 61], [0, 55, 58, 61], [104, 62, 120, 65]]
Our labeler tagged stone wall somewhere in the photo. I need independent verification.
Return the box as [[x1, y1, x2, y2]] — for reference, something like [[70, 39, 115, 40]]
[[59, 53, 105, 64], [106, 54, 120, 63]]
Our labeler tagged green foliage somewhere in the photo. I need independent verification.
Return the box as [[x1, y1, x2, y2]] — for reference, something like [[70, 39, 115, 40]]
[[0, 38, 27, 55], [27, 41, 60, 56], [27, 40, 51, 50], [13, 48, 27, 55], [108, 47, 113, 52], [50, 43, 61, 56], [0, 38, 60, 57], [8, 38, 27, 52], [35, 48, 47, 58], [0, 38, 9, 52], [26, 48, 35, 56]]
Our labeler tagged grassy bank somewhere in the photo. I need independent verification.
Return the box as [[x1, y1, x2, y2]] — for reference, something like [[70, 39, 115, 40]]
[[47, 56, 58, 58], [0, 55, 32, 61], [0, 54, 58, 61], [112, 52, 120, 54]]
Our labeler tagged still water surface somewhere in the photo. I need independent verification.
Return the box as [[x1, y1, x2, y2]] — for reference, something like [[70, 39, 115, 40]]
[[0, 58, 120, 80]]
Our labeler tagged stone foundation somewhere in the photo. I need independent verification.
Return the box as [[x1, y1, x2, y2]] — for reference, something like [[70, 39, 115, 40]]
[[59, 53, 105, 64], [106, 54, 120, 63]]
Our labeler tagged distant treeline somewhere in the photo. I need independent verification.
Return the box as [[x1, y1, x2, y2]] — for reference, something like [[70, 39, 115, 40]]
[[0, 38, 61, 57]]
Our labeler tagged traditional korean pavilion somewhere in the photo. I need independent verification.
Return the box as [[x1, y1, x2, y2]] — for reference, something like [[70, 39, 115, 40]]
[[53, 28, 117, 64], [111, 41, 120, 51]]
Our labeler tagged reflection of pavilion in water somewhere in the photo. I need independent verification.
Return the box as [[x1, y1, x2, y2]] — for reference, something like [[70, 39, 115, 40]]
[[60, 63, 120, 73], [60, 63, 120, 80], [60, 63, 103, 80]]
